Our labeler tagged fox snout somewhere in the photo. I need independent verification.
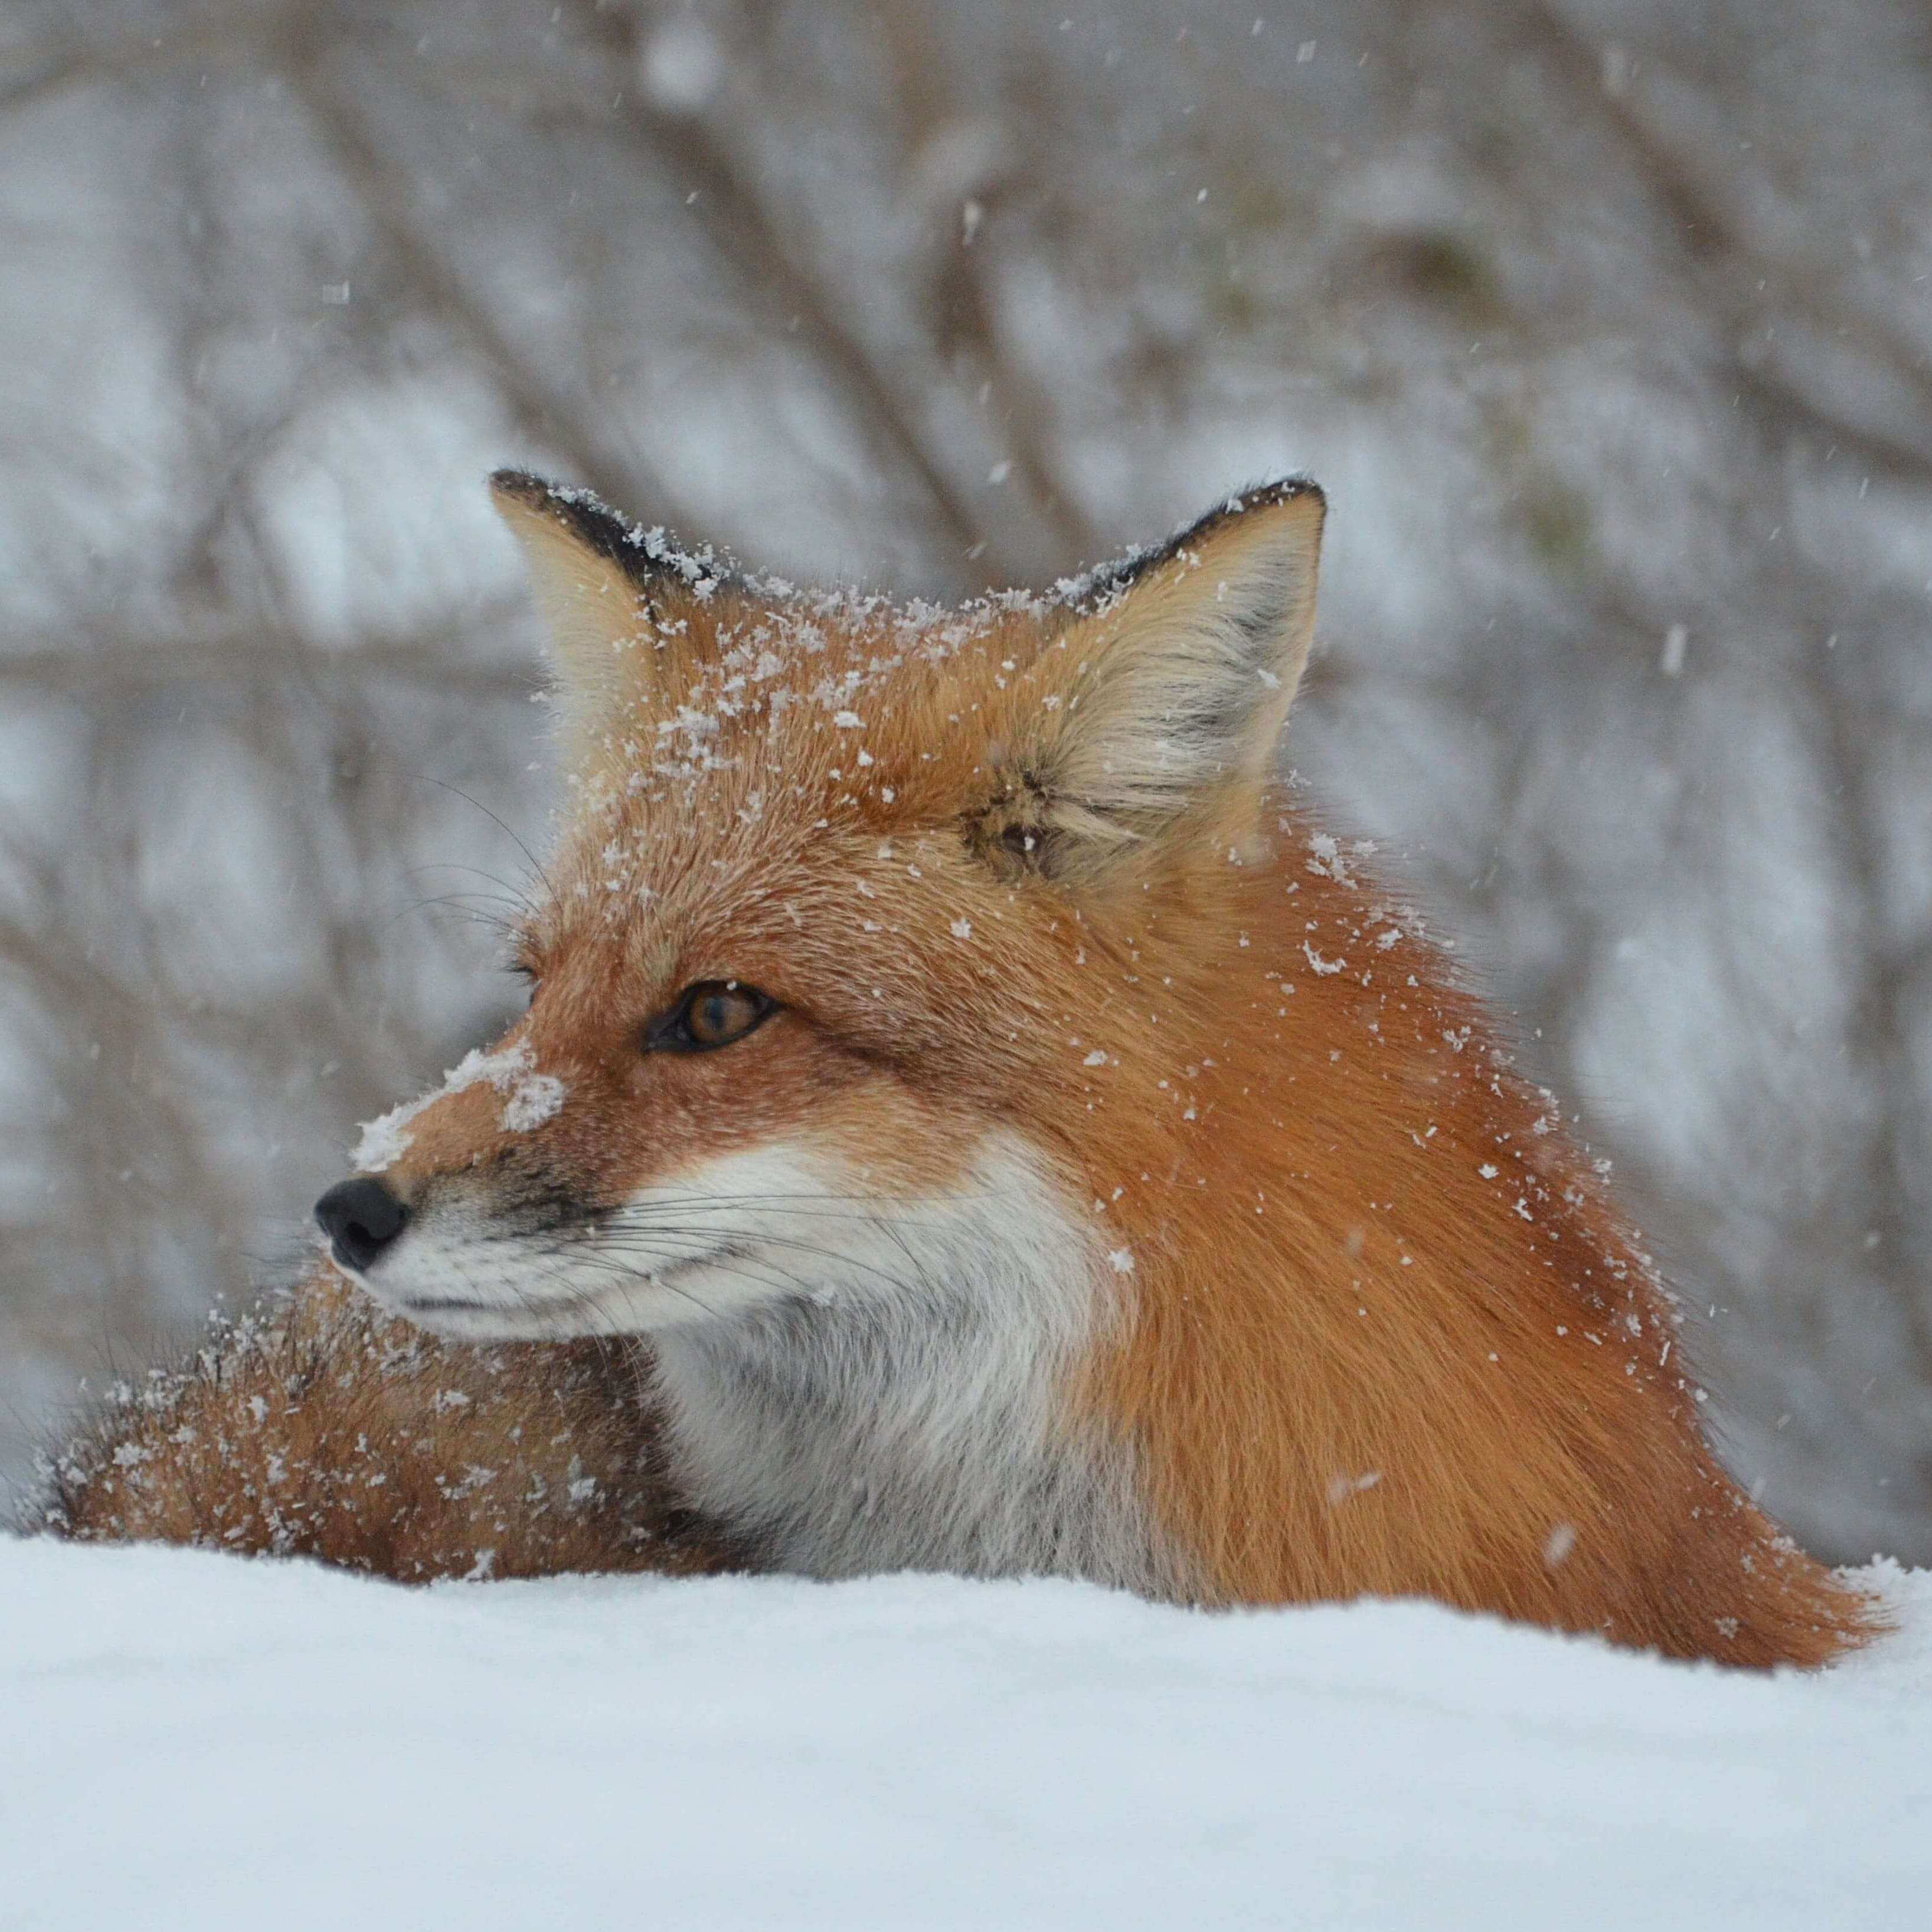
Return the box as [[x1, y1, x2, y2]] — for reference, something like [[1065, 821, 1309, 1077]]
[[315, 1175, 411, 1273]]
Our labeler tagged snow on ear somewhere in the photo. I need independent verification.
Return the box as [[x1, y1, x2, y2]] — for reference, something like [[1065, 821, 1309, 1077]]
[[488, 469, 725, 741], [978, 480, 1325, 880]]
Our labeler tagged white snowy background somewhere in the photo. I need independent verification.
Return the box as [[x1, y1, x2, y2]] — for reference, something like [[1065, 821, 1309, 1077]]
[[3, 1543, 1928, 1929], [2, 4, 1930, 1563]]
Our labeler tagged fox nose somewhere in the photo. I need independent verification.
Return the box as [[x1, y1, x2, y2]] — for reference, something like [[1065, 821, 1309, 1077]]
[[315, 1176, 411, 1273]]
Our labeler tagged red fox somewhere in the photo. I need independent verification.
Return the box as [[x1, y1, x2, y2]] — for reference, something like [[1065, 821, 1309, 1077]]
[[47, 469, 1875, 1664]]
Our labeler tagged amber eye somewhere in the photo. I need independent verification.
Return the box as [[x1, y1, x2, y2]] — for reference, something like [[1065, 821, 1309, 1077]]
[[648, 980, 777, 1054]]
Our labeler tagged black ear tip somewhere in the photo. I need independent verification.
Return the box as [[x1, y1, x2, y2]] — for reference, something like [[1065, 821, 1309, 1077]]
[[1075, 476, 1327, 610], [488, 472, 646, 573], [488, 467, 555, 505], [1235, 475, 1326, 516]]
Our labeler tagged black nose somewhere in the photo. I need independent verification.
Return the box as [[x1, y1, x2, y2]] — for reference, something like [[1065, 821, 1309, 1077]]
[[315, 1176, 411, 1273]]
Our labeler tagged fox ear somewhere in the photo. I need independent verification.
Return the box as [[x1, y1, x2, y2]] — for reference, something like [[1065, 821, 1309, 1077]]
[[978, 480, 1325, 880], [488, 469, 724, 741]]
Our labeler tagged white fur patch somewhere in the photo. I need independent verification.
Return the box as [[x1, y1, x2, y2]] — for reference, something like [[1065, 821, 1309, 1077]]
[[348, 1130, 1189, 1597]]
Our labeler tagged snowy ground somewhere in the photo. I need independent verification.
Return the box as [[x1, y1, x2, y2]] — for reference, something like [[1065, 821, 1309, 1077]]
[[3, 1543, 1927, 1931]]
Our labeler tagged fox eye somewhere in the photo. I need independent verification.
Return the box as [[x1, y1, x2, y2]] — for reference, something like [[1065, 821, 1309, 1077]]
[[648, 980, 777, 1054]]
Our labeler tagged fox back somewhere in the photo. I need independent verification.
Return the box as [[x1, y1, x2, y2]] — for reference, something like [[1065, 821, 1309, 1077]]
[[318, 470, 1872, 1665]]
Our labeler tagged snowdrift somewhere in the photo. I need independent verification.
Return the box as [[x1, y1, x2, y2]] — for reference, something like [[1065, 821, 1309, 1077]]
[[4, 1541, 1926, 1930]]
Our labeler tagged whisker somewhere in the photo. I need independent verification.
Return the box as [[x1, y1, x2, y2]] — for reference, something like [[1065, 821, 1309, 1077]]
[[403, 862, 536, 901], [381, 894, 526, 938], [589, 1228, 917, 1297], [525, 1242, 731, 1326], [410, 773, 551, 897], [557, 1246, 822, 1313], [590, 1182, 983, 1202], [532, 1219, 921, 1310], [609, 1192, 991, 1228]]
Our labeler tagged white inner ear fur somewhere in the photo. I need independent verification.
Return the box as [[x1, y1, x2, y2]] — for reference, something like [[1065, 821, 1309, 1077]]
[[1049, 490, 1324, 831], [491, 486, 649, 753]]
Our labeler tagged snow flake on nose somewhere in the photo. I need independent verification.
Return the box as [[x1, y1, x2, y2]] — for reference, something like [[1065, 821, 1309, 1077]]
[[501, 1068, 566, 1133], [351, 1041, 568, 1171]]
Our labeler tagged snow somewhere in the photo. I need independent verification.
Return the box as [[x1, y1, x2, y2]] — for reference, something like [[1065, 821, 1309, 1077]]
[[499, 1069, 565, 1133], [2, 1543, 1926, 1931], [639, 18, 723, 113], [352, 1042, 564, 1171]]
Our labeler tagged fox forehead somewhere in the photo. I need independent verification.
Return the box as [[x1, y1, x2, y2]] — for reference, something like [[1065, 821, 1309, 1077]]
[[552, 584, 1063, 832], [521, 594, 1071, 989]]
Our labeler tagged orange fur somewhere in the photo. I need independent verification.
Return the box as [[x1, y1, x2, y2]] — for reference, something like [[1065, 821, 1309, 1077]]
[[43, 470, 1878, 1665], [46, 1266, 727, 1580], [1064, 808, 1863, 1662]]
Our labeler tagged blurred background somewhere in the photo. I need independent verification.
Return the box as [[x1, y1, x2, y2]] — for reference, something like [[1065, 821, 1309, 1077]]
[[2, 0, 1928, 1563]]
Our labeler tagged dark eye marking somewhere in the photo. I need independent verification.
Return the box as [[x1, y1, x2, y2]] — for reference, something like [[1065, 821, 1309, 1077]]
[[645, 980, 779, 1054]]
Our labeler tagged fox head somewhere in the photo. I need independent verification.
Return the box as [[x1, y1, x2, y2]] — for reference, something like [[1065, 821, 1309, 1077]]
[[305, 470, 1877, 1661], [318, 470, 1324, 1350]]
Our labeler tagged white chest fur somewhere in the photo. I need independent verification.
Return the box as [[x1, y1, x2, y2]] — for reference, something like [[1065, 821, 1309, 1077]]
[[645, 1137, 1186, 1597]]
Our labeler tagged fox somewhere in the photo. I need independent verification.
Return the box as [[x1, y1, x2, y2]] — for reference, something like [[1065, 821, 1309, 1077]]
[[43, 467, 1877, 1664]]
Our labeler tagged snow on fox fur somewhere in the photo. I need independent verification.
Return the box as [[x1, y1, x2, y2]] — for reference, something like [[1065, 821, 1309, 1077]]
[[44, 470, 1877, 1667]]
